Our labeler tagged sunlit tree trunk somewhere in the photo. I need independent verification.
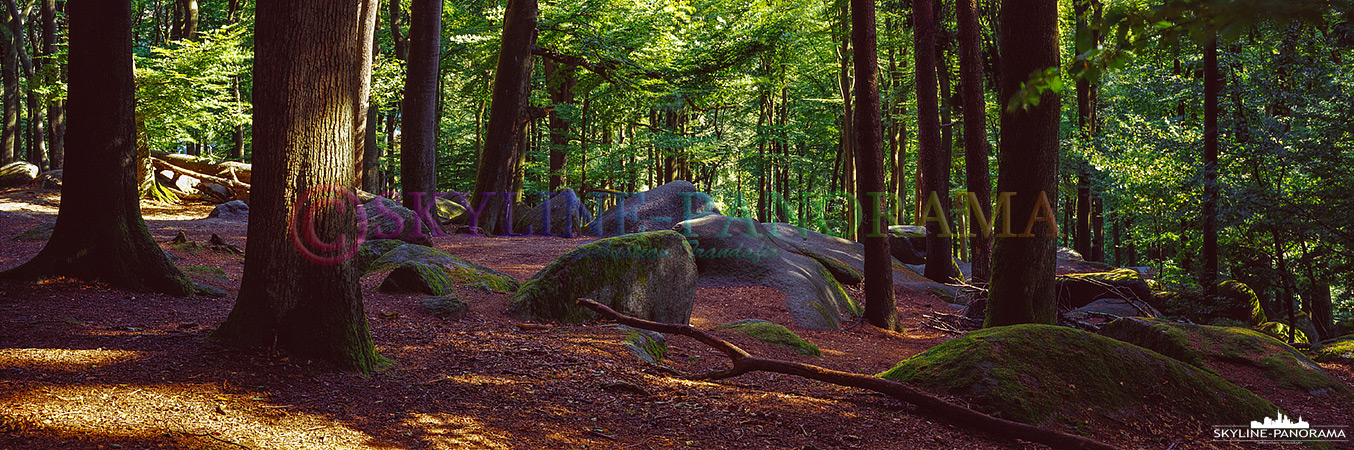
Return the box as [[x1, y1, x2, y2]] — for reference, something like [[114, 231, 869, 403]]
[[851, 0, 898, 331], [0, 0, 192, 296], [958, 0, 991, 282], [400, 0, 442, 209], [471, 0, 537, 235], [985, 0, 1060, 327], [913, 0, 951, 283], [213, 0, 382, 373]]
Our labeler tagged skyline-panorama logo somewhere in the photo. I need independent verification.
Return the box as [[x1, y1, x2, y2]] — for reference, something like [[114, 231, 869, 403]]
[[1214, 411, 1349, 444]]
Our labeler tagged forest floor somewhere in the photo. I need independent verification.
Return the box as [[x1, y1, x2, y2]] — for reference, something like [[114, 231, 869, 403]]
[[0, 187, 1351, 450]]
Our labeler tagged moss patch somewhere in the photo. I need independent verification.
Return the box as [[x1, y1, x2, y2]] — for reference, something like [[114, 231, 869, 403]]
[[715, 319, 820, 356], [1100, 317, 1348, 396], [366, 242, 519, 293], [796, 248, 862, 286], [419, 296, 468, 320], [1160, 280, 1266, 326], [181, 265, 228, 279], [355, 239, 406, 273], [879, 324, 1277, 429], [1056, 268, 1152, 309], [1255, 321, 1310, 344], [379, 262, 454, 296], [1314, 337, 1354, 365]]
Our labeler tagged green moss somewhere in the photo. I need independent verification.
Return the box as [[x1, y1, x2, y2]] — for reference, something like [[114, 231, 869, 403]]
[[1160, 280, 1266, 326], [715, 319, 820, 356], [1217, 280, 1267, 325], [880, 324, 1277, 429], [1100, 318, 1349, 395], [1255, 321, 1310, 344], [10, 222, 54, 242], [379, 262, 454, 296], [620, 326, 667, 365], [1314, 338, 1354, 364], [181, 265, 227, 279], [509, 231, 685, 322], [798, 248, 862, 285], [365, 242, 519, 293], [355, 239, 406, 273]]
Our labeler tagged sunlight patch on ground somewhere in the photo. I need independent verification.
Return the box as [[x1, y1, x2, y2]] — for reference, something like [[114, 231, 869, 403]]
[[402, 412, 511, 449], [435, 373, 518, 386], [0, 383, 375, 449], [0, 348, 143, 371]]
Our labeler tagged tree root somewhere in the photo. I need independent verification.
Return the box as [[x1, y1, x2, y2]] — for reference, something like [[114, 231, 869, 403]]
[[576, 298, 1121, 450]]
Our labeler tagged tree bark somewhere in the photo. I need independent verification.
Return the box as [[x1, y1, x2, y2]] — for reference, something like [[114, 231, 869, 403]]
[[958, 0, 991, 282], [985, 0, 1061, 327], [471, 0, 537, 235], [1, 5, 17, 165], [1201, 35, 1219, 294], [400, 0, 441, 210], [212, 0, 383, 373], [851, 0, 897, 331], [0, 0, 192, 296], [913, 0, 951, 283]]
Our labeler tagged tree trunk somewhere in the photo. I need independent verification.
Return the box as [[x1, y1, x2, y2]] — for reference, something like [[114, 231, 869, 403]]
[[1091, 196, 1104, 261], [400, 0, 441, 210], [913, 0, 951, 283], [985, 0, 1060, 327], [851, 0, 897, 331], [361, 100, 381, 192], [471, 0, 537, 235], [5, 0, 44, 171], [1201, 35, 1219, 293], [2, 9, 17, 165], [1073, 0, 1094, 260], [1075, 168, 1091, 256], [837, 6, 856, 241], [545, 58, 574, 192], [172, 0, 198, 41], [957, 0, 991, 282], [0, 0, 192, 296], [213, 0, 382, 373]]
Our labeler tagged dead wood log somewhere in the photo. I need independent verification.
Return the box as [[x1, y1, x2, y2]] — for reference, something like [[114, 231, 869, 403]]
[[150, 158, 250, 203], [576, 298, 1122, 450], [150, 150, 252, 184]]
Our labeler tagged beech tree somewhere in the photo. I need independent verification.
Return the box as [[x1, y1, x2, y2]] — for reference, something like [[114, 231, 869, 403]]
[[852, 0, 897, 331], [913, 0, 952, 284], [400, 0, 442, 210], [985, 0, 1061, 327], [471, 0, 537, 235], [0, 0, 192, 296], [957, 0, 991, 282], [212, 0, 383, 373]]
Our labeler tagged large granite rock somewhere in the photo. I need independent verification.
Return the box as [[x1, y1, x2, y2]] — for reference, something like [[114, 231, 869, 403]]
[[363, 242, 519, 293], [509, 230, 697, 324], [1056, 268, 1154, 310], [515, 188, 592, 237], [0, 161, 37, 188], [584, 180, 719, 237], [363, 196, 438, 246], [675, 215, 856, 329], [208, 200, 250, 220]]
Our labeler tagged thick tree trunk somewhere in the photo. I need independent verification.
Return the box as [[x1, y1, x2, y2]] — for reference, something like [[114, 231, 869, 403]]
[[985, 0, 1061, 327], [0, 0, 192, 296], [851, 0, 897, 331], [172, 0, 198, 41], [958, 0, 991, 282], [1201, 35, 1219, 293], [400, 0, 441, 210], [545, 58, 574, 192], [471, 0, 537, 235], [913, 0, 951, 283], [40, 0, 60, 168], [212, 0, 382, 373]]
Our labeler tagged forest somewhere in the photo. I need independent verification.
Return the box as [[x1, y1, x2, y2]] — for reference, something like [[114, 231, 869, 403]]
[[0, 0, 1353, 448]]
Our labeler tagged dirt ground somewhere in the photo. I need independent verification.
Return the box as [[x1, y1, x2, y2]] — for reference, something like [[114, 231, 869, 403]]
[[0, 188, 1350, 450]]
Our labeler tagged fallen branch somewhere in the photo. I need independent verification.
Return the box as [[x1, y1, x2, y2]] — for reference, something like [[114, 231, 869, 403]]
[[576, 298, 1122, 450], [151, 158, 250, 202]]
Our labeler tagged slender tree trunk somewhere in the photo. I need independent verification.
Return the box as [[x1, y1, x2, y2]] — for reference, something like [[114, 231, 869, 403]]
[[1091, 196, 1104, 261], [837, 6, 856, 241], [471, 0, 537, 235], [230, 78, 246, 159], [0, 0, 191, 296], [1201, 34, 1220, 294], [851, 0, 897, 331], [545, 58, 574, 192], [914, 0, 951, 283], [389, 0, 407, 61], [985, 0, 1060, 327], [40, 0, 60, 169], [213, 0, 382, 373], [1075, 168, 1091, 256], [400, 0, 441, 210], [2, 11, 18, 164], [958, 0, 991, 282], [5, 0, 44, 171], [1073, 0, 1093, 260], [361, 101, 382, 192]]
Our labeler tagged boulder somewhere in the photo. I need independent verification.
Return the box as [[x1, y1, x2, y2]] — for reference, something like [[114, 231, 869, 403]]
[[366, 242, 519, 293], [1293, 313, 1322, 345], [1099, 317, 1350, 396], [1255, 321, 1309, 344], [714, 319, 820, 356], [1056, 268, 1154, 310], [762, 222, 864, 285], [354, 239, 406, 273], [675, 214, 856, 329], [515, 188, 592, 237], [363, 196, 437, 246], [208, 200, 249, 220], [1159, 280, 1267, 326], [0, 161, 37, 188], [887, 225, 927, 264], [880, 324, 1278, 430], [1057, 246, 1084, 263], [36, 169, 62, 189], [1066, 297, 1163, 321], [1314, 337, 1354, 365], [10, 222, 55, 242], [379, 262, 454, 296], [584, 180, 719, 237], [435, 193, 467, 224], [617, 325, 667, 365], [510, 230, 696, 324], [420, 296, 468, 320], [196, 182, 231, 202]]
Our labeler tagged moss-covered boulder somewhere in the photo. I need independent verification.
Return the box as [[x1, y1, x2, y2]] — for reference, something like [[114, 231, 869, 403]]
[[366, 243, 519, 293], [617, 325, 667, 365], [674, 215, 856, 329], [1314, 337, 1354, 365], [762, 222, 863, 285], [584, 180, 719, 237], [363, 196, 436, 246], [354, 239, 406, 273], [715, 319, 820, 356], [1216, 280, 1267, 325], [0, 160, 37, 188], [1099, 317, 1349, 396], [879, 324, 1277, 429], [1159, 280, 1267, 326], [515, 188, 592, 237], [887, 225, 927, 265], [380, 262, 454, 296], [1255, 321, 1310, 344], [509, 230, 697, 324], [1055, 268, 1153, 310], [420, 296, 468, 319]]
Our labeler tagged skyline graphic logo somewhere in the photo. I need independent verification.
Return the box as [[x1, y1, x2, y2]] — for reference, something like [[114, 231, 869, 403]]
[[1214, 411, 1348, 445]]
